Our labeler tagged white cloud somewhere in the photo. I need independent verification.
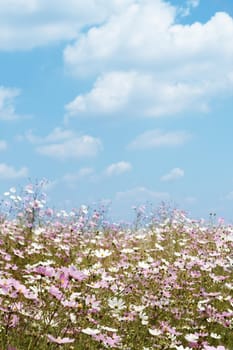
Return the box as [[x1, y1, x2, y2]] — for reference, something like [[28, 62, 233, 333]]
[[65, 72, 136, 119], [0, 0, 135, 50], [128, 129, 191, 150], [24, 127, 102, 160], [64, 1, 233, 118], [65, 71, 214, 120], [64, 3, 233, 76], [179, 0, 200, 17], [0, 87, 22, 121], [63, 162, 131, 185], [24, 127, 75, 143], [64, 0, 176, 76], [161, 167, 184, 181], [187, 0, 200, 7], [37, 135, 102, 160], [116, 186, 170, 202], [0, 140, 7, 151], [105, 161, 132, 176], [0, 163, 28, 179], [63, 168, 94, 183]]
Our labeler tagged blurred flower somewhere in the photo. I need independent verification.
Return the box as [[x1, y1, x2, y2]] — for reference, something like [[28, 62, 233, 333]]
[[82, 327, 100, 335], [94, 249, 112, 258], [210, 332, 221, 339], [148, 328, 162, 336], [47, 335, 75, 344], [185, 333, 199, 342], [139, 311, 148, 325], [49, 286, 63, 300], [108, 297, 126, 311]]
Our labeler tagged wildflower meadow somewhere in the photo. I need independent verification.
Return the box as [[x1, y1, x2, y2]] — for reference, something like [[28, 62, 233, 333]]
[[0, 183, 233, 350]]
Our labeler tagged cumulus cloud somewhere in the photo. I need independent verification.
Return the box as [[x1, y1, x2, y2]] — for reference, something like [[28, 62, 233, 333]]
[[0, 0, 135, 50], [105, 161, 132, 176], [24, 127, 102, 160], [37, 137, 101, 159], [23, 127, 76, 144], [64, 0, 176, 75], [0, 163, 28, 179], [0, 140, 7, 151], [128, 129, 191, 150], [0, 87, 22, 121], [64, 1, 233, 119], [62, 162, 131, 186], [115, 186, 170, 202], [179, 0, 200, 17], [188, 0, 200, 6], [63, 168, 94, 183], [65, 72, 136, 119], [65, 70, 215, 120], [64, 2, 233, 76], [161, 167, 184, 181]]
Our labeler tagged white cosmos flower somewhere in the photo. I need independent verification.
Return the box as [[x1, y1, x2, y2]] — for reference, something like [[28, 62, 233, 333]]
[[70, 292, 82, 301], [31, 243, 44, 250], [139, 311, 148, 325], [102, 275, 115, 282], [210, 332, 221, 339], [82, 327, 100, 335], [80, 205, 88, 215], [70, 313, 77, 323], [147, 256, 154, 263], [131, 304, 146, 312], [108, 297, 126, 311], [101, 326, 118, 332], [10, 187, 16, 193], [184, 333, 199, 342], [138, 261, 150, 269], [148, 328, 162, 336], [94, 249, 112, 258], [33, 227, 45, 236], [108, 267, 119, 273], [91, 262, 102, 271], [155, 243, 164, 251], [225, 283, 233, 290], [227, 256, 233, 266], [121, 248, 134, 254]]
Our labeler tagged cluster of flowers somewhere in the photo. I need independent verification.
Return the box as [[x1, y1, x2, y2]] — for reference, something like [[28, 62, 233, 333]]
[[0, 185, 233, 349]]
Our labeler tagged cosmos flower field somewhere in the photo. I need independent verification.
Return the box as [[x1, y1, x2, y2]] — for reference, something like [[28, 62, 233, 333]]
[[0, 184, 233, 350]]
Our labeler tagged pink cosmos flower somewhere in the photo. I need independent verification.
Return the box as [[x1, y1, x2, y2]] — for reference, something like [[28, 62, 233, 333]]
[[68, 266, 87, 281], [104, 334, 122, 347], [9, 279, 37, 299], [9, 314, 20, 328], [61, 300, 77, 308], [47, 335, 75, 344], [0, 278, 12, 295], [35, 266, 55, 277], [59, 271, 69, 289], [93, 333, 121, 348], [49, 286, 63, 300]]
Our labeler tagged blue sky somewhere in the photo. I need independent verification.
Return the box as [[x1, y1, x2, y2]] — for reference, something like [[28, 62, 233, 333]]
[[1, 0, 233, 221]]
